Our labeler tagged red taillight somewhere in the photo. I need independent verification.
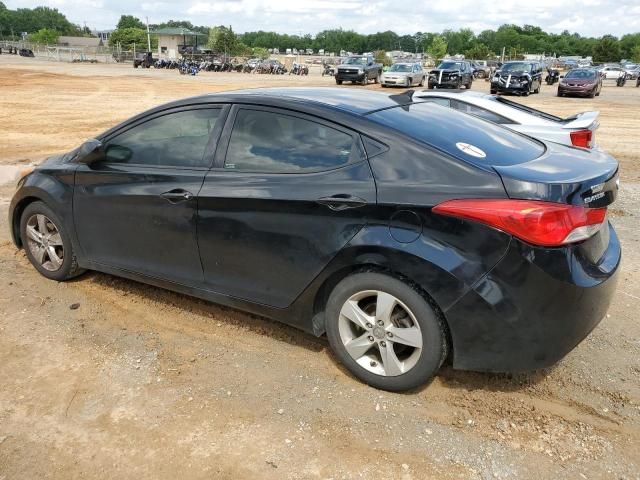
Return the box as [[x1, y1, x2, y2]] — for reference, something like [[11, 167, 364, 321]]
[[570, 129, 593, 148], [433, 199, 607, 247]]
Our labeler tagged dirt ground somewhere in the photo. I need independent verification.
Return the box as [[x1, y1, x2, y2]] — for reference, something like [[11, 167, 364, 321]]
[[0, 56, 639, 480]]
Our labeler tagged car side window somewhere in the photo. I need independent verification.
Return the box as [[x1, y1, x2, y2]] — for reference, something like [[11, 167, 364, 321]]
[[450, 100, 511, 124], [224, 109, 363, 173], [104, 108, 222, 168]]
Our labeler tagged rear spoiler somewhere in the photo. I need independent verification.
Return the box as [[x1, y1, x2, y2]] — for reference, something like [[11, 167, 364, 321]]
[[561, 111, 599, 131]]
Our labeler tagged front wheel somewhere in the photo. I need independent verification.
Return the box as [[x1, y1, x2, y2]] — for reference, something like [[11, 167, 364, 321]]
[[325, 272, 447, 391], [20, 201, 85, 281], [335, 78, 343, 85]]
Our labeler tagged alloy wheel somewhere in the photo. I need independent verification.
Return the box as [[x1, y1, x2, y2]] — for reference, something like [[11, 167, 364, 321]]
[[337, 290, 423, 377], [25, 214, 64, 272]]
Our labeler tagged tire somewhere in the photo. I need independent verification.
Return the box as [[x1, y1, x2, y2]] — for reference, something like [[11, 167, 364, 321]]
[[419, 76, 425, 87], [490, 89, 497, 94], [466, 80, 473, 89], [20, 201, 85, 281], [373, 73, 378, 84], [325, 272, 447, 392], [335, 79, 343, 85], [361, 76, 367, 86], [534, 82, 541, 94]]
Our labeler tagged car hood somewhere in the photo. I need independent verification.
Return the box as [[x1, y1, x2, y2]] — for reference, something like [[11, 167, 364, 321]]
[[561, 79, 596, 86], [430, 68, 460, 74], [383, 71, 411, 77]]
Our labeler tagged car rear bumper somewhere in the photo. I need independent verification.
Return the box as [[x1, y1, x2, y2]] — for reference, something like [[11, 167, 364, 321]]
[[444, 222, 621, 372]]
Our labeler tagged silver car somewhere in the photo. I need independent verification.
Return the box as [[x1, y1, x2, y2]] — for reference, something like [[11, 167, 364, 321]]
[[413, 90, 600, 149], [381, 63, 425, 87]]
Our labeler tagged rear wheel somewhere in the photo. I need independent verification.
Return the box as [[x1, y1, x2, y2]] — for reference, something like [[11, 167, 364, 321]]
[[325, 272, 447, 391], [20, 201, 84, 281]]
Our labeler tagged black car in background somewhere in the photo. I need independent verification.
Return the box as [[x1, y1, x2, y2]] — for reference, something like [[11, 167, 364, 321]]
[[10, 88, 620, 391], [428, 60, 474, 89], [491, 61, 543, 95]]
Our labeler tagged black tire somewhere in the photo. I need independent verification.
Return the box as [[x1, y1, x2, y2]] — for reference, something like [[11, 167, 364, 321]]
[[466, 80, 473, 89], [373, 73, 378, 84], [361, 76, 367, 86], [534, 82, 541, 94], [335, 79, 343, 85], [490, 89, 497, 94], [20, 201, 85, 281], [325, 272, 447, 391], [419, 76, 425, 87]]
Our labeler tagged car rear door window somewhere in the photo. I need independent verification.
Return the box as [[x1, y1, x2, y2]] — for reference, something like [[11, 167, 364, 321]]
[[223, 109, 362, 173], [104, 108, 222, 168], [450, 100, 511, 124]]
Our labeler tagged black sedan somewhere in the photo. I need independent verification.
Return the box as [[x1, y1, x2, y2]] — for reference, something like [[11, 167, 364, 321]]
[[9, 88, 620, 391]]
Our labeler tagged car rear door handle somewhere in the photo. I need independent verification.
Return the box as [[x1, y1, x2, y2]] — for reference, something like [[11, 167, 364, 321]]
[[316, 194, 368, 211], [160, 189, 193, 203]]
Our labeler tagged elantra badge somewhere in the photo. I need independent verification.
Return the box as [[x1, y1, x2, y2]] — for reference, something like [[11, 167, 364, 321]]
[[456, 142, 486, 158]]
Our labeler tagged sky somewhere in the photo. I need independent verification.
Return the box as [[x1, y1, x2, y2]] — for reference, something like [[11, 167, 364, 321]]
[[6, 0, 640, 37]]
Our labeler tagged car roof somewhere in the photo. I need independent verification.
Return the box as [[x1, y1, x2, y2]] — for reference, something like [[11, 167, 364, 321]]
[[197, 88, 414, 115]]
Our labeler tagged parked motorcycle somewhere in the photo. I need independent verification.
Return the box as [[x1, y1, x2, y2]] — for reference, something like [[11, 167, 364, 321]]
[[545, 68, 560, 85], [322, 64, 335, 76]]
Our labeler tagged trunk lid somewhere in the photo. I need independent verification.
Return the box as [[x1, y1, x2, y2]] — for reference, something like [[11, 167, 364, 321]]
[[493, 141, 618, 208]]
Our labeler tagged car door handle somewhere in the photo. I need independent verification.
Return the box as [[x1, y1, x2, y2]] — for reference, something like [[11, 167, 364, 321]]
[[160, 189, 193, 203], [316, 194, 368, 211]]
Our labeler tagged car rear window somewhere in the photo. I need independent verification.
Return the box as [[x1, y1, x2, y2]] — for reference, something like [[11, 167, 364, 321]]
[[366, 102, 545, 167]]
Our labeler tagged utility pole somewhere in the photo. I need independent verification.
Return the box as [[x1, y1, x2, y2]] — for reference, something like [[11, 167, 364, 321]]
[[146, 17, 151, 52]]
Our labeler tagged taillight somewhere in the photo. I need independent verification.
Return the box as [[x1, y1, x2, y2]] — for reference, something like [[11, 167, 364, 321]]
[[433, 199, 607, 247], [570, 129, 593, 148]]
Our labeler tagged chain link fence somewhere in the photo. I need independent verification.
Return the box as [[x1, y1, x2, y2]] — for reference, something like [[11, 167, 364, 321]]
[[0, 40, 135, 63]]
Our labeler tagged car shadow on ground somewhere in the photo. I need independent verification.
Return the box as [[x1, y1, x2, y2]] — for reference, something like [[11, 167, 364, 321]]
[[74, 270, 554, 393]]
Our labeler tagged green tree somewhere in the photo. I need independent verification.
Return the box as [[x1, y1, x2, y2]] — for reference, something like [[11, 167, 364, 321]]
[[29, 27, 58, 44], [374, 50, 391, 66], [108, 27, 147, 50], [117, 15, 145, 30], [619, 33, 640, 60], [208, 25, 238, 54], [465, 43, 494, 60], [592, 35, 621, 63], [631, 45, 640, 63], [251, 46, 269, 59], [428, 35, 447, 61]]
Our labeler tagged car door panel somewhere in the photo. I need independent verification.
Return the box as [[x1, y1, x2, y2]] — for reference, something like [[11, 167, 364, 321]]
[[197, 105, 377, 308], [73, 106, 228, 285]]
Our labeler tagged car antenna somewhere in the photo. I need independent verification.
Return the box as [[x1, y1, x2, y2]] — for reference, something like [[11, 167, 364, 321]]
[[388, 89, 415, 107]]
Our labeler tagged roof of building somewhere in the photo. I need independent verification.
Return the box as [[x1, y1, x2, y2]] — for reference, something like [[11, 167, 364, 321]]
[[151, 27, 207, 37]]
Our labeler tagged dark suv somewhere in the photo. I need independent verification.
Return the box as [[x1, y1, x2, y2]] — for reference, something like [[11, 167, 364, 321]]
[[428, 61, 474, 89], [491, 61, 543, 95]]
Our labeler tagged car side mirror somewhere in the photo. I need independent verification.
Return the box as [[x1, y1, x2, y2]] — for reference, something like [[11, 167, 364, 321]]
[[76, 139, 105, 164]]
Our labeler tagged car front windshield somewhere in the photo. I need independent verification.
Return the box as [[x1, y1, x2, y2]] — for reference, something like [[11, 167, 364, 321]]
[[344, 57, 367, 65], [565, 69, 596, 79], [502, 63, 532, 73], [390, 64, 412, 72], [438, 62, 463, 70]]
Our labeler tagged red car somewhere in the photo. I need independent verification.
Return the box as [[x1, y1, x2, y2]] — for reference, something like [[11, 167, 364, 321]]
[[558, 69, 602, 98]]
